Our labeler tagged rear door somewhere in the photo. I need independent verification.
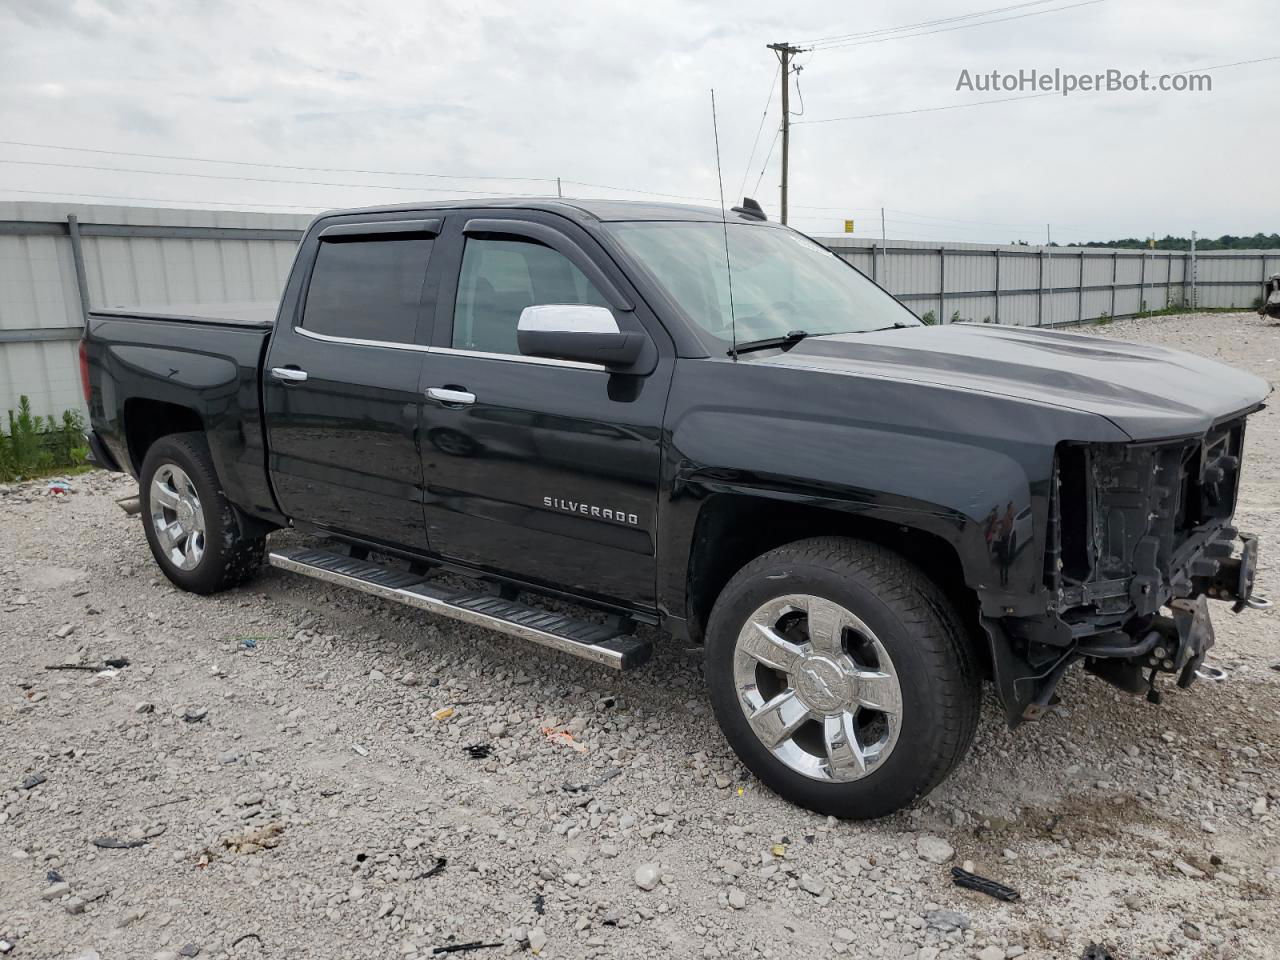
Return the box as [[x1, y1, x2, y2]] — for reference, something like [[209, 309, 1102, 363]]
[[417, 211, 674, 606], [263, 218, 439, 550]]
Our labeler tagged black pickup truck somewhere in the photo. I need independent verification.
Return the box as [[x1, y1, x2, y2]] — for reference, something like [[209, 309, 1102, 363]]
[[82, 198, 1271, 818]]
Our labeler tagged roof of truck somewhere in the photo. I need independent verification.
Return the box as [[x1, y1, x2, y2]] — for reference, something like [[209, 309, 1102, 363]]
[[317, 197, 773, 225]]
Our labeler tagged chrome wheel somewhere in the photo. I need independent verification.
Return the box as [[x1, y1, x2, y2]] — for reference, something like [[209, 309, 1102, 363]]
[[149, 463, 206, 571], [733, 594, 903, 782]]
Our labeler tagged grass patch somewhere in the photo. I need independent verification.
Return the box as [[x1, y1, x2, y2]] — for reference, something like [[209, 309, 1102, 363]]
[[0, 396, 91, 482]]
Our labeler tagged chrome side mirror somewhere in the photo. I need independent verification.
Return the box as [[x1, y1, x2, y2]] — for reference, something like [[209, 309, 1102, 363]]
[[516, 304, 645, 368]]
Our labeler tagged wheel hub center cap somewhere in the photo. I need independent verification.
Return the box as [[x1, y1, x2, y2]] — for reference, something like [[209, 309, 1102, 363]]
[[178, 500, 195, 525], [793, 654, 850, 714]]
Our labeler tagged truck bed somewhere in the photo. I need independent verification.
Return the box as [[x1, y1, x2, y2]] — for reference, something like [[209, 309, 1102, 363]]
[[83, 305, 278, 521]]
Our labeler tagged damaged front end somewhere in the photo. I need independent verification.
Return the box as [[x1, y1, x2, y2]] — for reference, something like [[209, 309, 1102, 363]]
[[991, 415, 1269, 722]]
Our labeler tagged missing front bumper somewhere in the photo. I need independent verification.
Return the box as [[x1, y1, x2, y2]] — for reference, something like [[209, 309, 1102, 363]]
[[997, 531, 1266, 724]]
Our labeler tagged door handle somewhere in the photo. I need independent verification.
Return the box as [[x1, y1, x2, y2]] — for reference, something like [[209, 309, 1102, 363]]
[[426, 386, 476, 406], [271, 366, 308, 383]]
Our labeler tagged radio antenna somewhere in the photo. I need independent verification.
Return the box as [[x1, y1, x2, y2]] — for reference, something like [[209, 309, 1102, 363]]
[[710, 88, 738, 361]]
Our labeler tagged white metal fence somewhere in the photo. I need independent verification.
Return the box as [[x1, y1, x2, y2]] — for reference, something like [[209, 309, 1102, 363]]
[[824, 237, 1280, 326], [1, 202, 1276, 419], [0, 202, 310, 418]]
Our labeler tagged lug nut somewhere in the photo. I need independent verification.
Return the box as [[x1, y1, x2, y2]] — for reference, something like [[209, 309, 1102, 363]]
[[1162, 659, 1174, 670], [1153, 646, 1167, 659]]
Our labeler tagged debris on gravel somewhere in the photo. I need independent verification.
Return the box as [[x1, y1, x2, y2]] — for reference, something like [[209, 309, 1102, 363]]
[[1, 312, 1278, 958], [916, 834, 956, 864], [924, 909, 970, 932]]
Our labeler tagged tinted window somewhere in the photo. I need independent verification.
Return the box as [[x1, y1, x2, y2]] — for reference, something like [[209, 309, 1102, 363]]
[[453, 236, 608, 355], [303, 236, 433, 343]]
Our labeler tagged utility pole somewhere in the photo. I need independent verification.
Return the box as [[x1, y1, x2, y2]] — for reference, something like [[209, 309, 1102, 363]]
[[767, 42, 803, 225], [880, 207, 886, 243], [1189, 229, 1197, 309], [1045, 223, 1052, 326]]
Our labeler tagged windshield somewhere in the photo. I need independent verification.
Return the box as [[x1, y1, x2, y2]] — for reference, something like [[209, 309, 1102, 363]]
[[606, 221, 918, 348]]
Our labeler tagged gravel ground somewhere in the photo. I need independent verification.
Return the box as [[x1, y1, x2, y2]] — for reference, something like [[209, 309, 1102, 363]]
[[2, 310, 1278, 960]]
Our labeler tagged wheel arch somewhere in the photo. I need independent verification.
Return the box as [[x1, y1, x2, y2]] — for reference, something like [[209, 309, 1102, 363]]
[[682, 492, 990, 678], [123, 397, 204, 474]]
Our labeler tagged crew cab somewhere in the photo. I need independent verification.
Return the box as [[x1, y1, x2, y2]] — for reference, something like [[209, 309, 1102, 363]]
[[81, 198, 1271, 818]]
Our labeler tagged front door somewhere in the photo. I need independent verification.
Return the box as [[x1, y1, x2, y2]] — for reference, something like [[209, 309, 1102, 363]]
[[417, 213, 673, 606], [263, 223, 436, 549]]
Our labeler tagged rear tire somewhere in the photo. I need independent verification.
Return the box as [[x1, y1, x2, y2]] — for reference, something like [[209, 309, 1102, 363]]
[[704, 536, 980, 819], [139, 432, 264, 594]]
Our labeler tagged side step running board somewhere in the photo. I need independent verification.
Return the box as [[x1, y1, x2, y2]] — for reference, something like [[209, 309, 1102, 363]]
[[267, 547, 651, 671]]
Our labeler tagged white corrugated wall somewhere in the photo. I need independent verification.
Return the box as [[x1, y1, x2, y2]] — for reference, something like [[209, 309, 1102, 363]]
[[821, 236, 1265, 325], [0, 202, 311, 419]]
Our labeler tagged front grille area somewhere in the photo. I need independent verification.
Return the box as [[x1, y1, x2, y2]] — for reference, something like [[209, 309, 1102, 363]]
[[1046, 417, 1245, 621]]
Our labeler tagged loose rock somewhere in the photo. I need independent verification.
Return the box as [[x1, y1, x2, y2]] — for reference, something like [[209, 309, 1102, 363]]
[[634, 863, 660, 891], [916, 835, 955, 865]]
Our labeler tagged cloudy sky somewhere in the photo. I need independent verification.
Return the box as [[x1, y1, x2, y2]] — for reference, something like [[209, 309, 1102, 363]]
[[0, 0, 1274, 243]]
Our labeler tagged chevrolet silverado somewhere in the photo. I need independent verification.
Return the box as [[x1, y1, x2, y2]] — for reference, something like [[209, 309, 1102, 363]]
[[81, 198, 1271, 818]]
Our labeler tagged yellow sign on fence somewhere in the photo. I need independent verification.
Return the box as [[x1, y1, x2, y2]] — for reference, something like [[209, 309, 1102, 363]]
[[843, 219, 855, 233]]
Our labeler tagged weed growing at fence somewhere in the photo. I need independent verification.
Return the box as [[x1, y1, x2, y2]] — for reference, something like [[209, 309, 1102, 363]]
[[921, 310, 937, 325], [0, 396, 90, 482], [1135, 305, 1246, 321]]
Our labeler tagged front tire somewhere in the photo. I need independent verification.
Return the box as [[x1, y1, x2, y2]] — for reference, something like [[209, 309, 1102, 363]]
[[140, 432, 264, 594], [705, 536, 980, 819]]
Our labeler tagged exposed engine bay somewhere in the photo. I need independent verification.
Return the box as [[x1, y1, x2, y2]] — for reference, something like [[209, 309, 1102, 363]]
[[997, 415, 1268, 720]]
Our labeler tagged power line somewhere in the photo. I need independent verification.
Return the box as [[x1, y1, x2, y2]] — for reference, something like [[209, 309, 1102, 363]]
[[738, 62, 780, 199], [753, 127, 781, 197], [0, 157, 551, 196], [798, 90, 1055, 125], [774, 3, 1104, 230], [799, 0, 1058, 47], [0, 157, 718, 204], [811, 0, 1107, 52], [0, 187, 328, 210], [0, 138, 550, 183], [0, 143, 721, 206], [796, 53, 1280, 125], [0, 183, 719, 213], [789, 205, 882, 214]]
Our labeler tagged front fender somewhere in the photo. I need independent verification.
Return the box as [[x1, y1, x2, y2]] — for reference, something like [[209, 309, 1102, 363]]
[[658, 359, 1129, 612], [669, 408, 1042, 606], [656, 358, 1132, 723]]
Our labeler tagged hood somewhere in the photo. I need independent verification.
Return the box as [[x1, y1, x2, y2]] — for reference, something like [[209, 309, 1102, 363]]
[[756, 323, 1271, 441]]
